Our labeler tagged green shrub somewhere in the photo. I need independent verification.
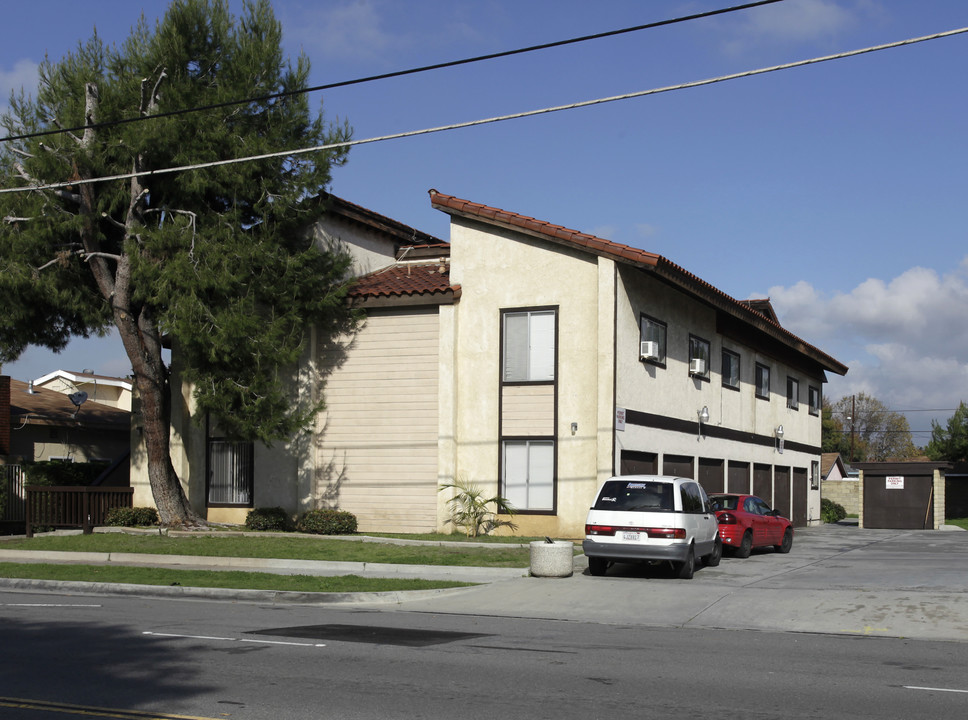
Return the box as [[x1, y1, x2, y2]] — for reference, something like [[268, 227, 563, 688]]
[[104, 506, 159, 527], [821, 498, 847, 524], [297, 509, 358, 535], [244, 507, 293, 532]]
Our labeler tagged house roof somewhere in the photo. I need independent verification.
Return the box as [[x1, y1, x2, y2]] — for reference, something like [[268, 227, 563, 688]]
[[33, 369, 132, 391], [349, 245, 460, 306], [319, 193, 446, 247], [821, 452, 847, 479], [8, 378, 130, 430], [429, 190, 848, 377]]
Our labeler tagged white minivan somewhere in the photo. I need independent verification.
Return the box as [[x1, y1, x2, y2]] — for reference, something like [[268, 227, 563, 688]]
[[582, 475, 722, 579]]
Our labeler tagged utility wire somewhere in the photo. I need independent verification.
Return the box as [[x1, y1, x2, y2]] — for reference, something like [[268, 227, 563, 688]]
[[3, 25, 966, 196], [0, 0, 783, 144]]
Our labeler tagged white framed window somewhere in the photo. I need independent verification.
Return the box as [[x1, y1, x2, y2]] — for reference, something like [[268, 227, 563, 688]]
[[787, 376, 800, 410], [639, 314, 667, 365], [722, 349, 740, 389], [502, 440, 554, 511], [503, 309, 556, 382]]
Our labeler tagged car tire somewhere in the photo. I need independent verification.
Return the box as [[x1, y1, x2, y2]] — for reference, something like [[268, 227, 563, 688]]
[[704, 537, 722, 567], [588, 556, 608, 576], [735, 531, 753, 559], [775, 528, 793, 554], [676, 544, 696, 579]]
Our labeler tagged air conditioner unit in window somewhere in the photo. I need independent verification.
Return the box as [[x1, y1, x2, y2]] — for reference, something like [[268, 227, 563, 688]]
[[640, 340, 658, 361], [689, 358, 706, 375]]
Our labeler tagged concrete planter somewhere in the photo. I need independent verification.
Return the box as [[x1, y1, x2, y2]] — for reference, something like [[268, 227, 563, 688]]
[[529, 540, 574, 578]]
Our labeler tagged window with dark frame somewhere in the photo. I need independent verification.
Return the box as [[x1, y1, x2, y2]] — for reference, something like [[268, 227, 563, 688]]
[[502, 439, 555, 512], [639, 314, 667, 365], [787, 376, 800, 410], [688, 335, 710, 379], [722, 349, 740, 390], [207, 439, 254, 506], [503, 309, 556, 382], [809, 386, 821, 415], [755, 363, 770, 399]]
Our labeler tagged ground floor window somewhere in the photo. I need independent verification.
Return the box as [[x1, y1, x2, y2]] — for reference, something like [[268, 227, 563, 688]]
[[207, 439, 253, 506], [502, 440, 554, 511]]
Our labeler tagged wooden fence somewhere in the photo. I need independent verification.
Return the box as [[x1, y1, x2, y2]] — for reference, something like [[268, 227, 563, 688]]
[[25, 485, 134, 537]]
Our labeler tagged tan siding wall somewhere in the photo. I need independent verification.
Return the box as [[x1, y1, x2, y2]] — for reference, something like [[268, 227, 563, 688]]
[[501, 385, 555, 436], [317, 308, 439, 533]]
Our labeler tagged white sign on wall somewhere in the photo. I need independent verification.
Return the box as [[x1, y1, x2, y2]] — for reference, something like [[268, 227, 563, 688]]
[[886, 476, 905, 490], [615, 407, 626, 432]]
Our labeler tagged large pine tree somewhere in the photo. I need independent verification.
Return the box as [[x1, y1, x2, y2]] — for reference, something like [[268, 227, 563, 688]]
[[0, 0, 357, 525]]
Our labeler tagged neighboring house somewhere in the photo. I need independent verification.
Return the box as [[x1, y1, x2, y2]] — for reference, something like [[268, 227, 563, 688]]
[[820, 452, 858, 515], [32, 370, 133, 412], [143, 191, 847, 536], [0, 376, 130, 469]]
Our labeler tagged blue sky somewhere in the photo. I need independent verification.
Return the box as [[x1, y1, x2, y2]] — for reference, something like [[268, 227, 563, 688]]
[[2, 0, 967, 441]]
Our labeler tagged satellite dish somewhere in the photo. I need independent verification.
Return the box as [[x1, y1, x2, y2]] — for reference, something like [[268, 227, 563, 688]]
[[69, 391, 88, 407]]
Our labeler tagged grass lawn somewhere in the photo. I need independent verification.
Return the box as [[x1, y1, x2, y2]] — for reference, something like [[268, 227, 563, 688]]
[[946, 517, 968, 531], [0, 562, 472, 593], [0, 532, 532, 568]]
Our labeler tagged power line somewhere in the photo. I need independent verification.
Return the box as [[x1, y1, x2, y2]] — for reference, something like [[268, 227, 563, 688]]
[[3, 25, 966, 197], [0, 0, 783, 144]]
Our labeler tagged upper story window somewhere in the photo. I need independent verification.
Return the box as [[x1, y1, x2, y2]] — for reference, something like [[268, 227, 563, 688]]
[[503, 308, 556, 382], [809, 386, 821, 416], [688, 335, 710, 379], [787, 376, 800, 410], [722, 349, 740, 390], [639, 314, 667, 365], [755, 363, 770, 400]]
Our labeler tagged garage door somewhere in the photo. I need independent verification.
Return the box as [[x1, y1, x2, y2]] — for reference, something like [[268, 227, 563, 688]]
[[863, 474, 934, 529]]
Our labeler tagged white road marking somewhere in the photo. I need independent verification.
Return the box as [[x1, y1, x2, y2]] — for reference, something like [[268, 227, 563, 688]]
[[143, 630, 325, 647], [3, 603, 102, 607], [904, 686, 968, 694]]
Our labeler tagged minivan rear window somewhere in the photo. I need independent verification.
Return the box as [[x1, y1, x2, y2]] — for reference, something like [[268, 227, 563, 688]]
[[592, 481, 674, 512]]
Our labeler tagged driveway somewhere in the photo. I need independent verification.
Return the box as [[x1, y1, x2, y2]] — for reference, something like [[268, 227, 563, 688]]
[[386, 523, 968, 642]]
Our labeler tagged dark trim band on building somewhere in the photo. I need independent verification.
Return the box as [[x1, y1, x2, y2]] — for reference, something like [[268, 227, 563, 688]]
[[623, 409, 820, 456]]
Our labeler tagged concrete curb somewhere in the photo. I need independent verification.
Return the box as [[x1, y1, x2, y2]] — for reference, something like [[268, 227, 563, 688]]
[[0, 576, 481, 605]]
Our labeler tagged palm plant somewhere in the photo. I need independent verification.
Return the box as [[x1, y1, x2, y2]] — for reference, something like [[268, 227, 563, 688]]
[[439, 478, 518, 538]]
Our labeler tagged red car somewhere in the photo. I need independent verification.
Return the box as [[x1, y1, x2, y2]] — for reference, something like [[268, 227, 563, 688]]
[[708, 494, 793, 557]]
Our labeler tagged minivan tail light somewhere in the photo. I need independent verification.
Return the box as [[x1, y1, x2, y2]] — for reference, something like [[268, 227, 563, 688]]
[[585, 524, 616, 536], [646, 527, 686, 539]]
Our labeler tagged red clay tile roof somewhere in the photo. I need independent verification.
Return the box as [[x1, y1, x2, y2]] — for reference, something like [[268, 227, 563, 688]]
[[349, 247, 459, 303], [429, 190, 847, 376]]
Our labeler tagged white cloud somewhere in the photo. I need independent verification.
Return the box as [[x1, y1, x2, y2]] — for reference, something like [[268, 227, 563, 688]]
[[286, 0, 396, 63], [720, 0, 877, 54], [0, 58, 39, 115], [766, 257, 968, 423]]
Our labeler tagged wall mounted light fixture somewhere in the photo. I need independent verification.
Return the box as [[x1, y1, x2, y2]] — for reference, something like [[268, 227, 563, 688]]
[[775, 424, 785, 453], [697, 406, 709, 440]]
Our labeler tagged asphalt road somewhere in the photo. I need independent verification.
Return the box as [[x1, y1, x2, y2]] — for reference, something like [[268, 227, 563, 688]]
[[3, 587, 968, 719]]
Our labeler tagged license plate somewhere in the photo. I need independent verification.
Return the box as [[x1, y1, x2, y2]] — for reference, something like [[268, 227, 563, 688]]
[[622, 531, 640, 541]]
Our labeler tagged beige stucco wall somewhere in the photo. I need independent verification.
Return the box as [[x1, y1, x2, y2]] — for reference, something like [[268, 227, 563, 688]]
[[447, 220, 608, 538], [613, 266, 826, 524]]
